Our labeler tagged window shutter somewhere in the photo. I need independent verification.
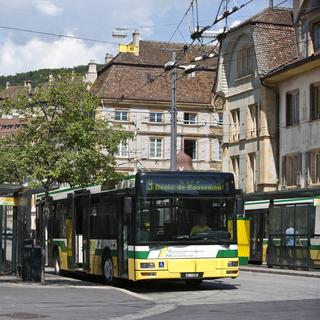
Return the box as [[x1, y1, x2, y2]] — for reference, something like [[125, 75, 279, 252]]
[[212, 139, 219, 161], [286, 93, 291, 126], [305, 152, 310, 185], [298, 153, 303, 185], [296, 90, 300, 124], [282, 156, 286, 186], [310, 85, 315, 120]]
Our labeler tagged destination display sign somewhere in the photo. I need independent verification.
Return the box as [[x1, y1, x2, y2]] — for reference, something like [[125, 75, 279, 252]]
[[146, 179, 224, 192], [139, 173, 234, 197]]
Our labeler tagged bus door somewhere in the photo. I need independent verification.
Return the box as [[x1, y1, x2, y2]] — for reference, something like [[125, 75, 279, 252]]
[[248, 211, 265, 264], [73, 191, 91, 271], [118, 197, 132, 277]]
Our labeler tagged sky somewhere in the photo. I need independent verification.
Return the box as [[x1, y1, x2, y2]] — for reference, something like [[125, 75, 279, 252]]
[[0, 0, 293, 76]]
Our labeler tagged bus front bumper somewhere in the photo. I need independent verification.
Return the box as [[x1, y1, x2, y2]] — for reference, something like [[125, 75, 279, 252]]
[[132, 258, 239, 281]]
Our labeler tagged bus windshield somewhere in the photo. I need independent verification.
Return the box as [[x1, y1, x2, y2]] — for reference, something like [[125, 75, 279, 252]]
[[136, 197, 236, 244]]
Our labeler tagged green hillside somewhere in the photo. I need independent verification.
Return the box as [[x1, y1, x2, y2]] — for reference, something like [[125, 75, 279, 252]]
[[0, 65, 104, 91]]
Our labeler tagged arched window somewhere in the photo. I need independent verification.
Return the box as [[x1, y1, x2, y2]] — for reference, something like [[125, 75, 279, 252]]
[[237, 45, 254, 78]]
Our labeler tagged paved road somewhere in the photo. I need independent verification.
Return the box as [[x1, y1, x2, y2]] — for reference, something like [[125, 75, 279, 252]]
[[0, 271, 319, 319]]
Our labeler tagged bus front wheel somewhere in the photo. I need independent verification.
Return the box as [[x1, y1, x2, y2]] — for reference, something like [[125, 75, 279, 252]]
[[102, 256, 114, 285], [185, 279, 203, 288]]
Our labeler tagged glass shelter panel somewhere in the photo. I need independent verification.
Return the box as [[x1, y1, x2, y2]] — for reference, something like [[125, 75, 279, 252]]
[[268, 202, 319, 270]]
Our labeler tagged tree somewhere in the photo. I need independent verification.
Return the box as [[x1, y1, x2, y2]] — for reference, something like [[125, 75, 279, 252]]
[[0, 74, 132, 281]]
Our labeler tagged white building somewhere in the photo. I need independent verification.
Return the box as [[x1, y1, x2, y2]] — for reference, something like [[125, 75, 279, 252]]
[[91, 33, 223, 173], [264, 0, 320, 190]]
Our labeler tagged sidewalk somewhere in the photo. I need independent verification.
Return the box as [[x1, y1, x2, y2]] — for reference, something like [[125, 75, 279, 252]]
[[240, 264, 320, 278], [0, 269, 100, 286]]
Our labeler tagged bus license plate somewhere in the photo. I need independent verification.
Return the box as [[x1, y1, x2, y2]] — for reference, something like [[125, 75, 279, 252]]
[[184, 273, 200, 279]]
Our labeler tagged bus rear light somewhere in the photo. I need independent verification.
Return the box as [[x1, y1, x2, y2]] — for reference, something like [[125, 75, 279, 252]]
[[226, 270, 238, 275], [140, 262, 155, 269], [141, 272, 157, 276], [228, 261, 238, 267]]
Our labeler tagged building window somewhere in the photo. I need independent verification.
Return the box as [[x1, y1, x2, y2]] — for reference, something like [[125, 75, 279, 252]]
[[237, 46, 253, 78], [115, 110, 128, 121], [116, 141, 129, 158], [310, 83, 320, 120], [231, 156, 240, 188], [286, 90, 299, 126], [212, 139, 222, 161], [310, 150, 320, 184], [184, 139, 197, 159], [313, 22, 320, 52], [149, 112, 163, 123], [184, 113, 196, 125], [248, 153, 256, 192], [149, 138, 163, 159], [230, 109, 240, 142], [282, 154, 301, 186], [247, 104, 257, 138]]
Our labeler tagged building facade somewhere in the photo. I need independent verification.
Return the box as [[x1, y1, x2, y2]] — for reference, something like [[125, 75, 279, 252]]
[[263, 0, 320, 190], [91, 33, 222, 173], [215, 7, 296, 193]]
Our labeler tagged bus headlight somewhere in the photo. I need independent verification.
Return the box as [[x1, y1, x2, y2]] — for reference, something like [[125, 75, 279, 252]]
[[228, 261, 238, 267], [140, 262, 155, 269]]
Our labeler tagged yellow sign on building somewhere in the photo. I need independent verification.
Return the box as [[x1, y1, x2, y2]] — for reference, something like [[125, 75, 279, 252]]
[[118, 44, 138, 54], [0, 197, 18, 206]]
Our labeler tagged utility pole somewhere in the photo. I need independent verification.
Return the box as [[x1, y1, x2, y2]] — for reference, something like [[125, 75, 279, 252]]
[[170, 51, 177, 171]]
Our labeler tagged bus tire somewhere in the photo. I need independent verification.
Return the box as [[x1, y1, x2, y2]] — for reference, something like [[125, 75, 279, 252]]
[[102, 254, 114, 285], [53, 250, 61, 275], [185, 279, 203, 288]]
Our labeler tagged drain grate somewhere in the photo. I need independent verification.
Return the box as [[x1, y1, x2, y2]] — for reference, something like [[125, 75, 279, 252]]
[[0, 313, 48, 319]]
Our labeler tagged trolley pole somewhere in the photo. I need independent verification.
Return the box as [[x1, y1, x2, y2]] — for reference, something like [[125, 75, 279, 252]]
[[170, 51, 177, 171]]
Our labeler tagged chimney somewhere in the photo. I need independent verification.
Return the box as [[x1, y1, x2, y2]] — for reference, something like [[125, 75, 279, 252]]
[[84, 60, 97, 87], [269, 0, 273, 7], [48, 73, 54, 85], [105, 53, 113, 64], [6, 81, 10, 89], [26, 80, 32, 94], [132, 30, 140, 56]]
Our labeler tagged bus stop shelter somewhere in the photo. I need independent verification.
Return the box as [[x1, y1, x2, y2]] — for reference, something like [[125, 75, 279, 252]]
[[0, 184, 27, 275], [244, 188, 320, 270]]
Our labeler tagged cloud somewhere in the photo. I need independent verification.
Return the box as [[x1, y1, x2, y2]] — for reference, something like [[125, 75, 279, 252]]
[[0, 36, 110, 75], [33, 0, 63, 16]]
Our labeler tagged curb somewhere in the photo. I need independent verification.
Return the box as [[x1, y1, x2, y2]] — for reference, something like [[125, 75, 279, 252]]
[[240, 266, 320, 278]]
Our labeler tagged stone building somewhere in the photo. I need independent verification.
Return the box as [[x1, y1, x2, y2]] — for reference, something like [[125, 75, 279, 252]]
[[91, 32, 222, 173], [214, 7, 296, 192]]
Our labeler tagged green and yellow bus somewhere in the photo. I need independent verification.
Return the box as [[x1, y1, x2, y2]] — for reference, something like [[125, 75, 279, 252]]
[[37, 171, 242, 286]]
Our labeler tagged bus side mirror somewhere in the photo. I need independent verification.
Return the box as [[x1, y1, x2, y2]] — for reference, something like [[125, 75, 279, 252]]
[[236, 189, 244, 216], [124, 197, 132, 215]]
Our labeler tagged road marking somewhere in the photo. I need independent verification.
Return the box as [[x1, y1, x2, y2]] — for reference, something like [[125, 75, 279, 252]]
[[109, 304, 176, 320]]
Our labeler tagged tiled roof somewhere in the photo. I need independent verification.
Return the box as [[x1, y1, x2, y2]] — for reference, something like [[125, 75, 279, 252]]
[[0, 85, 28, 100], [92, 65, 215, 104], [0, 118, 24, 135], [107, 40, 216, 67], [250, 7, 293, 25], [92, 41, 217, 105], [223, 7, 293, 35], [220, 7, 296, 77], [252, 23, 296, 76]]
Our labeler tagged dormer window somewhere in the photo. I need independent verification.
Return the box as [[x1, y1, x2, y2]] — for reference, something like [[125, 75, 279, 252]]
[[237, 46, 254, 78]]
